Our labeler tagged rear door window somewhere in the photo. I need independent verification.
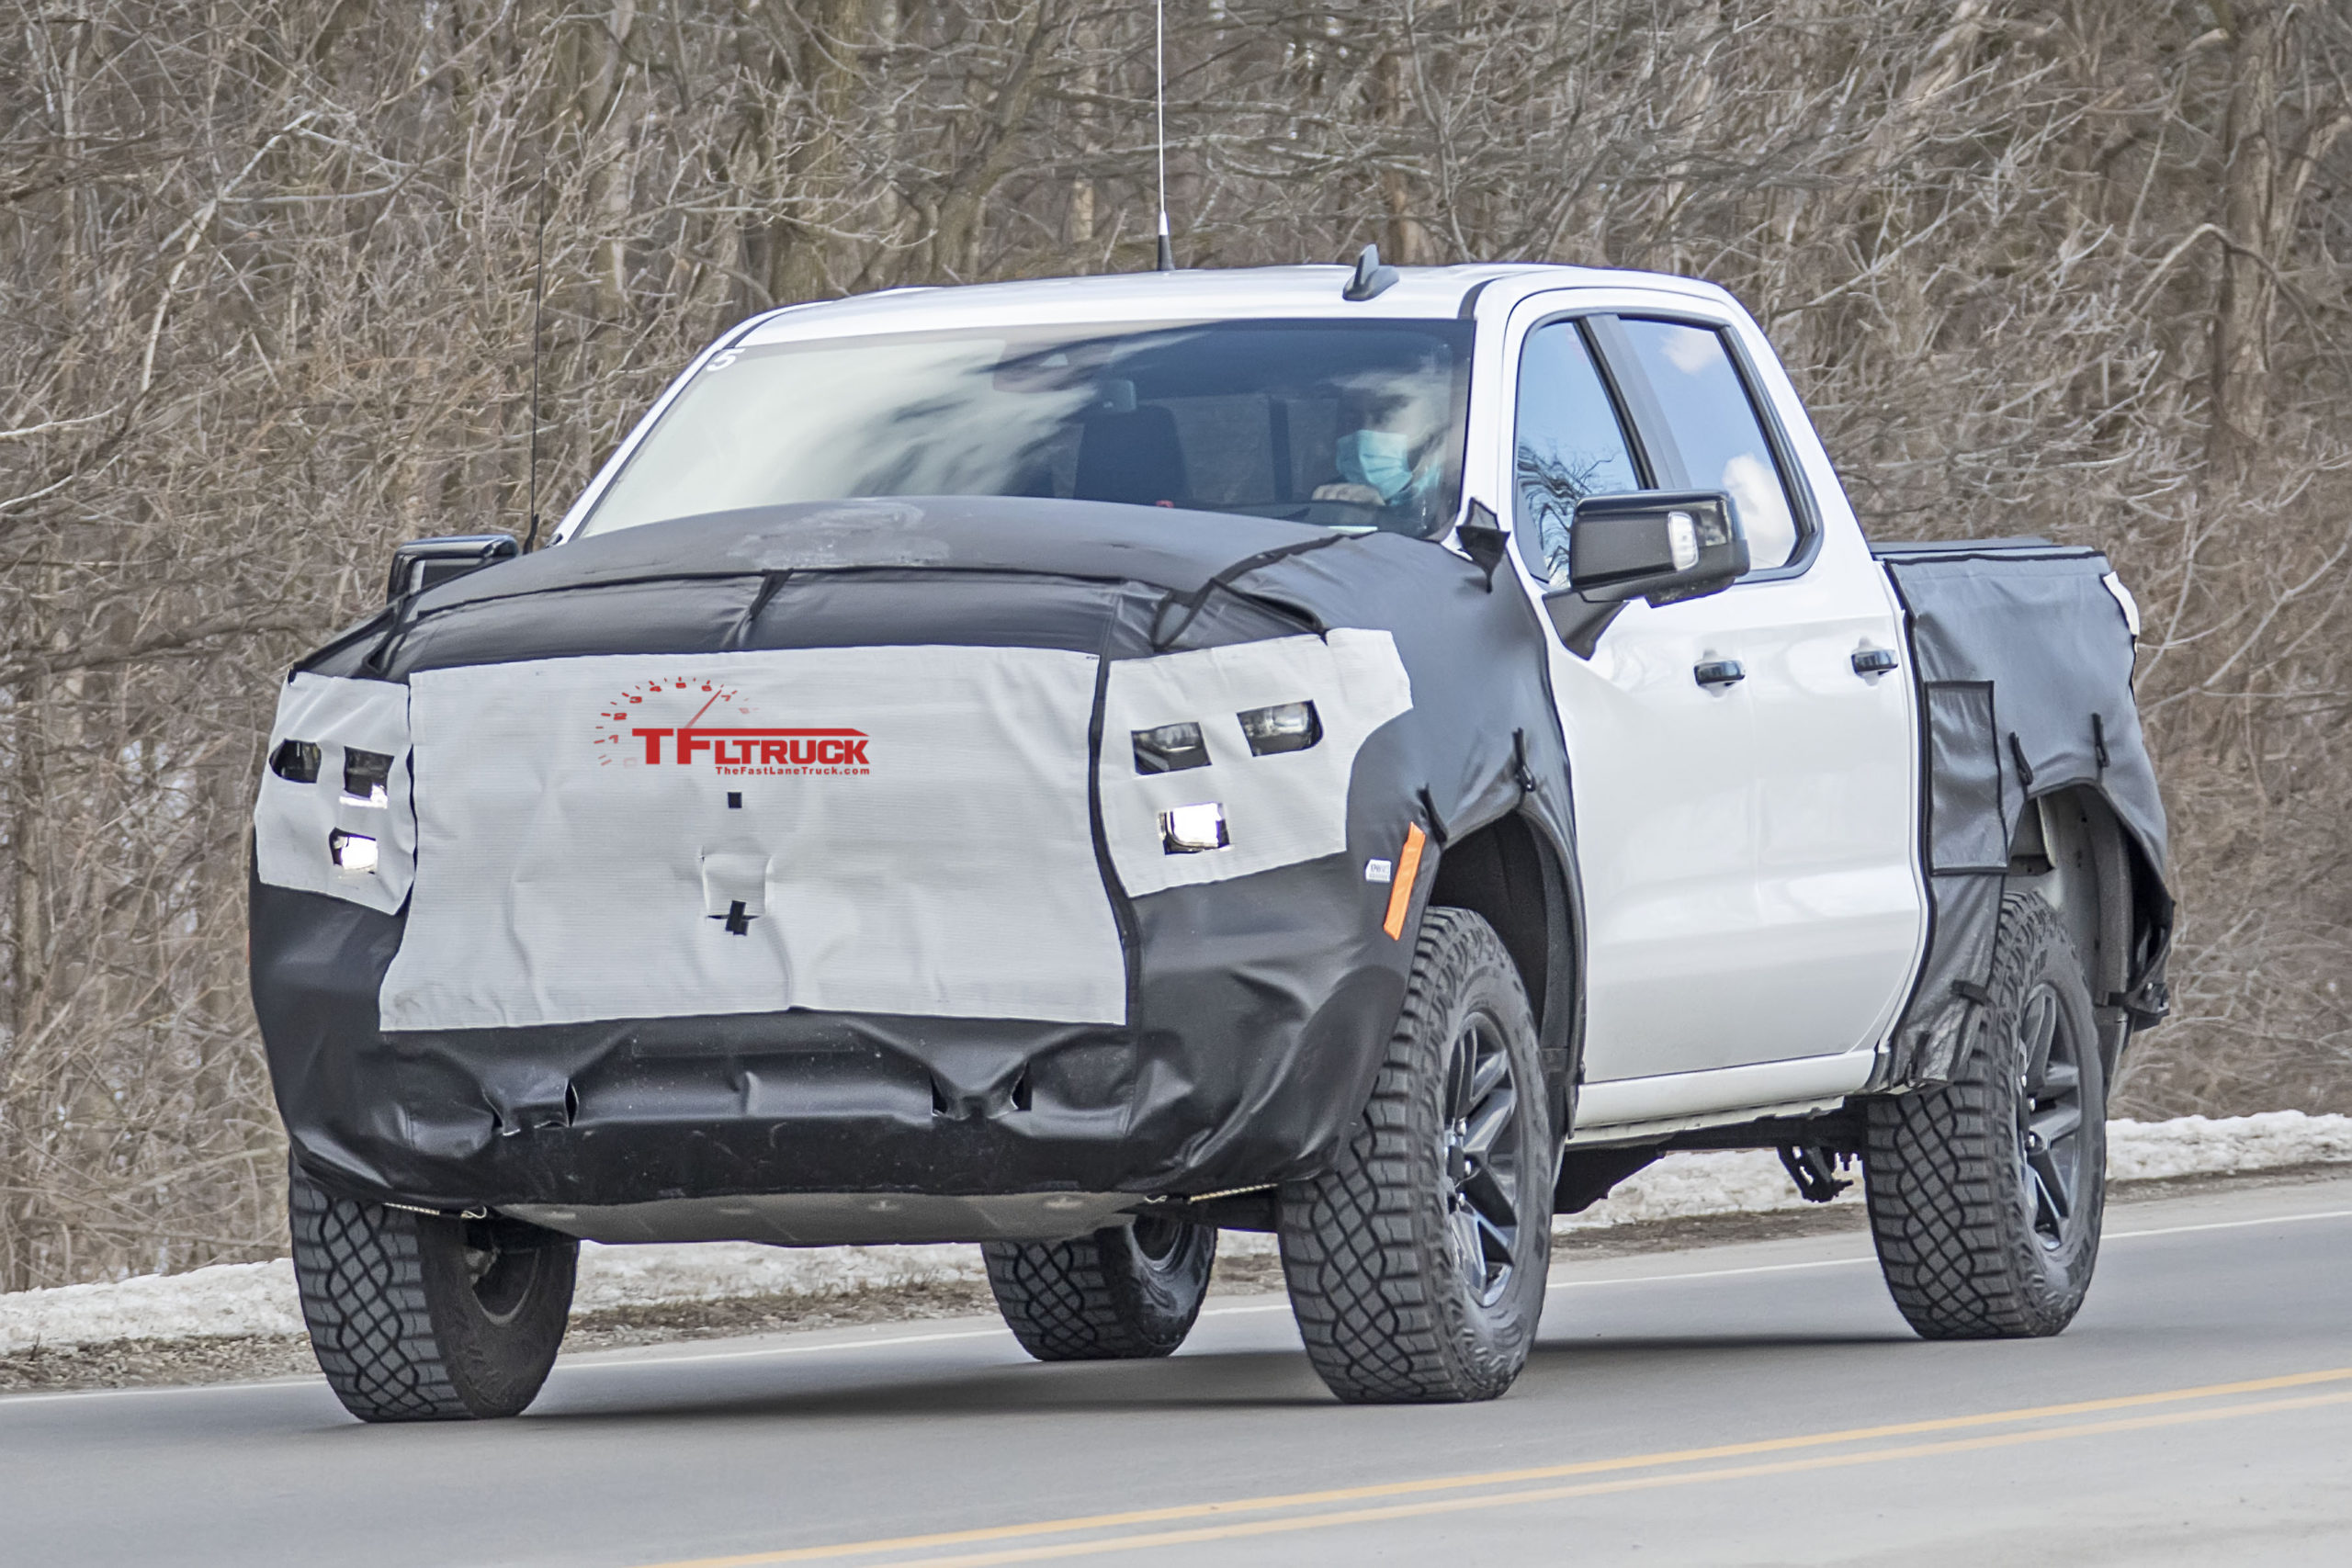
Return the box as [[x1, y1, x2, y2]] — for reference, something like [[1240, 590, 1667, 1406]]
[[1613, 319, 1803, 570]]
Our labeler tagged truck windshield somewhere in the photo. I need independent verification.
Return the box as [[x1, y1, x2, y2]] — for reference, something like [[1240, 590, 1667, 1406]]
[[574, 319, 1475, 540]]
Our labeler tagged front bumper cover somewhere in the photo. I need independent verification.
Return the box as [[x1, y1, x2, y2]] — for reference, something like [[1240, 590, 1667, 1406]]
[[255, 855, 1406, 1220]]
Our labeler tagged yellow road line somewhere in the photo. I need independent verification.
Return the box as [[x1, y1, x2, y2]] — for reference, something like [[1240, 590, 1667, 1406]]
[[634, 1366, 2352, 1568], [846, 1389, 2352, 1568]]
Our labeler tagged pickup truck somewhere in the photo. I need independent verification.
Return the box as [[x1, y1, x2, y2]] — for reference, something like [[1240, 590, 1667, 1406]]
[[250, 250, 2172, 1422]]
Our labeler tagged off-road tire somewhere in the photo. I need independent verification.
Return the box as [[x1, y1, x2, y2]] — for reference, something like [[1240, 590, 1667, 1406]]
[[983, 1219, 1216, 1360], [1277, 906, 1554, 1404], [1863, 893, 2108, 1339], [288, 1163, 578, 1421]]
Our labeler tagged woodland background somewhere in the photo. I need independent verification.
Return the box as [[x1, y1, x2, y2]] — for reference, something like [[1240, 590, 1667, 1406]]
[[1, 0, 2347, 1291]]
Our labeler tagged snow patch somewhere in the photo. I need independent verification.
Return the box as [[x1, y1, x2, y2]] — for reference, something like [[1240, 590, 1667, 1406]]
[[0, 1259, 308, 1355], [5, 1112, 2347, 1355], [2108, 1111, 2352, 1181], [570, 1242, 988, 1315]]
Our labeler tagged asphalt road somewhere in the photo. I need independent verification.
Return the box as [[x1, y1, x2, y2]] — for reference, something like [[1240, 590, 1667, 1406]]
[[10, 1174, 2352, 1568]]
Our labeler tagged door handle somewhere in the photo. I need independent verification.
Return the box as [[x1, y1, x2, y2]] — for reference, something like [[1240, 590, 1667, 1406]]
[[1692, 659, 1746, 688], [1851, 648, 1899, 676]]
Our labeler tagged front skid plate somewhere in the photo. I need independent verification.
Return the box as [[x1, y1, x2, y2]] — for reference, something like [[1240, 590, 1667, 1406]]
[[504, 1190, 1141, 1246]]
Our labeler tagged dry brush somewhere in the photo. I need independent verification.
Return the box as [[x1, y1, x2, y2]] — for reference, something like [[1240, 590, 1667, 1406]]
[[1, 0, 2345, 1287]]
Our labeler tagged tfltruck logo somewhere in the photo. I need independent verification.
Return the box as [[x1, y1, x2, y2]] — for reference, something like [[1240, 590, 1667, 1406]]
[[590, 676, 871, 776]]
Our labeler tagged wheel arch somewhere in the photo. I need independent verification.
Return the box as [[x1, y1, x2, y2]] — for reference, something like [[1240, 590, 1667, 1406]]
[[2008, 785, 2149, 1081], [1425, 808, 1585, 1131]]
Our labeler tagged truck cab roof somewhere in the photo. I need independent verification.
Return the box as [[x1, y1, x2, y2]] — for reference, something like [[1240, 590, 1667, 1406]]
[[731, 262, 1737, 346]]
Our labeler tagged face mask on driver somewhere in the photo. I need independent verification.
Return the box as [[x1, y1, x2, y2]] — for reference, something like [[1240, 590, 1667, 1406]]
[[1335, 429, 1418, 504]]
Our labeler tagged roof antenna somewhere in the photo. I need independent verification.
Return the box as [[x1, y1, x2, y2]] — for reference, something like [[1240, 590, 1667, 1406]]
[[1153, 0, 1174, 272], [522, 172, 550, 550], [1343, 243, 1399, 302]]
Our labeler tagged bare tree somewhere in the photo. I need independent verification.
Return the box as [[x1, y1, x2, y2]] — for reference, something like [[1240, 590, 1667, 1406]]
[[0, 0, 2346, 1287]]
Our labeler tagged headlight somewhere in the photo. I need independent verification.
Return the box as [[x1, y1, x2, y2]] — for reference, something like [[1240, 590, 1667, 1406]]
[[1238, 701, 1321, 756], [343, 748, 393, 807], [1133, 720, 1210, 774]]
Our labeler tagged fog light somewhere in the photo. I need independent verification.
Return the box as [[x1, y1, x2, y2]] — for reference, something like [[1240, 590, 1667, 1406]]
[[1238, 700, 1321, 756], [1133, 720, 1209, 774], [328, 829, 379, 874], [1159, 802, 1228, 854]]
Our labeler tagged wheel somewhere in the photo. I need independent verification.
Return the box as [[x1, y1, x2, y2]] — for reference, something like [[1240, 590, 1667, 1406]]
[[288, 1163, 578, 1421], [1862, 892, 2108, 1338], [983, 1218, 1216, 1360], [1276, 906, 1555, 1404]]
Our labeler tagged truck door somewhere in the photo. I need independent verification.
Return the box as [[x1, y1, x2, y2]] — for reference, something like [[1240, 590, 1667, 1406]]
[[1507, 304, 1922, 1087]]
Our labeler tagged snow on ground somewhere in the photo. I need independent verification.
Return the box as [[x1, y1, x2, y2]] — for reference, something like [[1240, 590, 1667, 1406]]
[[0, 1260, 310, 1354], [569, 1239, 986, 1312], [1551, 1111, 2352, 1230], [5, 1112, 2348, 1355], [2109, 1111, 2352, 1179]]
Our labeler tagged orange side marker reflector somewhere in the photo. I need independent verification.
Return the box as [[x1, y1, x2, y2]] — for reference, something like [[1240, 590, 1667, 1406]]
[[1382, 823, 1427, 940]]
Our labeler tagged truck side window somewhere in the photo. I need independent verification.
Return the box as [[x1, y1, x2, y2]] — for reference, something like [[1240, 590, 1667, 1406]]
[[1614, 319, 1801, 570], [1512, 321, 1641, 586]]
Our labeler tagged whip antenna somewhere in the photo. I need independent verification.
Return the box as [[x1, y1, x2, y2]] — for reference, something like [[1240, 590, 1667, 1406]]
[[1153, 0, 1173, 271], [523, 175, 549, 550]]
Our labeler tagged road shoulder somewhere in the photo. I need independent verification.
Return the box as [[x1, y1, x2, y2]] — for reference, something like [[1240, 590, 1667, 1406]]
[[6, 1164, 2348, 1398]]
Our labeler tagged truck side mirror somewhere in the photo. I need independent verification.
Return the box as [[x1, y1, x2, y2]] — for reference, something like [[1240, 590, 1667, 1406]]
[[387, 534, 520, 604], [1556, 491, 1748, 608]]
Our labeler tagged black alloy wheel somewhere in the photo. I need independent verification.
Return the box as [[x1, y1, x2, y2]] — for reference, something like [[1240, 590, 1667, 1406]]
[[983, 1216, 1217, 1360], [1862, 892, 2109, 1338], [1128, 1213, 1190, 1268], [458, 1217, 566, 1327], [1442, 1010, 1527, 1308], [1278, 906, 1555, 1404], [2016, 976, 2090, 1251], [289, 1162, 578, 1421]]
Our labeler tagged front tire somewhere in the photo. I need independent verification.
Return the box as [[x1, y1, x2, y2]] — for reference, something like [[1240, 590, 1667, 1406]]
[[289, 1164, 577, 1421], [1277, 907, 1555, 1404], [1862, 892, 2108, 1338], [983, 1218, 1217, 1360]]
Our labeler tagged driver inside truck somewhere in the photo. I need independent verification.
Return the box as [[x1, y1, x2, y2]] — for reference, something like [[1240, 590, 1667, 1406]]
[[1313, 382, 1447, 522]]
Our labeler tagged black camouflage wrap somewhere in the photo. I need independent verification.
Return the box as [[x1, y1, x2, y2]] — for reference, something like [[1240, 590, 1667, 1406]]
[[252, 499, 1578, 1212], [1873, 539, 2172, 1088]]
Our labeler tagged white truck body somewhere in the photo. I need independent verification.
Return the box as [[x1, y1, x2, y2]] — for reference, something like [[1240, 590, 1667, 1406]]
[[553, 265, 1934, 1138]]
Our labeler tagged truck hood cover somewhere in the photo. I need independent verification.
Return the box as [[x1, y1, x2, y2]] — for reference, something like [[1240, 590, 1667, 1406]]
[[429, 497, 1348, 614]]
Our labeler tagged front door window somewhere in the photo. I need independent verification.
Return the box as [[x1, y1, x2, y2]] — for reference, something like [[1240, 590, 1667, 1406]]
[[1510, 321, 1643, 586]]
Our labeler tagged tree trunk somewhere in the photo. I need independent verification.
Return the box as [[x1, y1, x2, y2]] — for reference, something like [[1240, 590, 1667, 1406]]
[[4, 659, 49, 1293], [772, 0, 877, 305], [2208, 0, 2280, 482], [1375, 51, 1431, 265]]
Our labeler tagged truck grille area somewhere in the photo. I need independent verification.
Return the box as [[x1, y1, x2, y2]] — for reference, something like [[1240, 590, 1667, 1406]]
[[379, 643, 1129, 1032]]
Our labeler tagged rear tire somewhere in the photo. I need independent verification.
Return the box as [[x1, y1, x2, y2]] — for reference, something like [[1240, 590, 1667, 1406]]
[[1277, 906, 1554, 1404], [1863, 893, 2108, 1338], [983, 1219, 1216, 1360], [289, 1164, 577, 1421]]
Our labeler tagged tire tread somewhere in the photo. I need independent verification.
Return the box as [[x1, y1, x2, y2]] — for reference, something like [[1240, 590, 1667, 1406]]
[[982, 1224, 1214, 1361], [1277, 907, 1551, 1404], [1863, 894, 2106, 1339], [288, 1171, 471, 1420]]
